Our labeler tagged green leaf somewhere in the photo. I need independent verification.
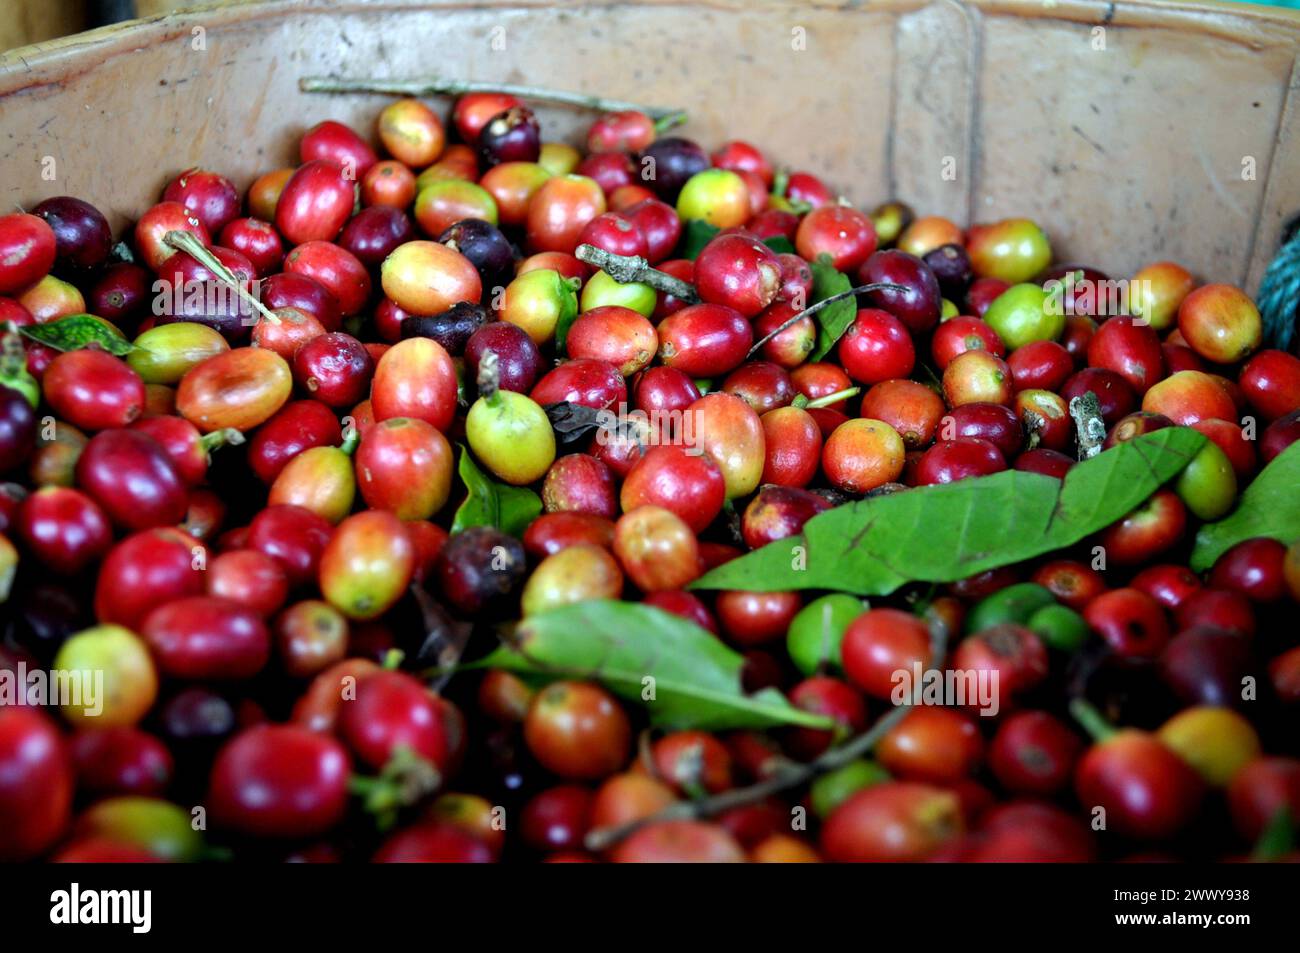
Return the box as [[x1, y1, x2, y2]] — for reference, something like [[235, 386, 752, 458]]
[[550, 275, 581, 355], [692, 428, 1207, 595], [18, 314, 135, 357], [762, 235, 796, 255], [679, 220, 721, 260], [450, 445, 541, 538], [1191, 440, 1300, 571], [480, 600, 834, 731], [807, 255, 857, 361]]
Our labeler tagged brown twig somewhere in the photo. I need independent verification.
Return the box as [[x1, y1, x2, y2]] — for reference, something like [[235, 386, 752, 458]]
[[574, 244, 699, 302], [746, 282, 907, 359], [582, 609, 953, 852]]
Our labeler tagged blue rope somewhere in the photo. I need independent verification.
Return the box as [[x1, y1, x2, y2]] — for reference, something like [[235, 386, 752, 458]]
[[1256, 225, 1300, 352]]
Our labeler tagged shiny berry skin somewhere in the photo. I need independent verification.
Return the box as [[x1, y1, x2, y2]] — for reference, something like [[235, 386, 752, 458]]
[[142, 595, 271, 680], [620, 445, 726, 534], [1130, 563, 1201, 610], [43, 350, 145, 432], [841, 608, 932, 700], [32, 196, 112, 271], [275, 159, 356, 245], [219, 217, 285, 277], [1097, 489, 1187, 565], [612, 505, 701, 593], [1209, 538, 1288, 602], [0, 707, 73, 861], [1237, 349, 1300, 420], [915, 437, 1005, 486], [715, 590, 802, 646], [693, 234, 782, 318], [656, 303, 753, 377], [837, 308, 915, 385], [69, 727, 172, 799], [15, 486, 111, 574], [1087, 316, 1164, 396], [795, 204, 877, 272], [209, 725, 351, 838], [820, 781, 962, 862], [521, 785, 593, 852], [943, 402, 1024, 460], [1083, 588, 1170, 660], [988, 711, 1083, 796], [951, 623, 1049, 697], [1177, 283, 1262, 365], [858, 249, 942, 335], [1007, 339, 1071, 392], [931, 316, 1004, 371], [75, 429, 188, 531], [338, 670, 456, 771], [435, 525, 526, 615], [524, 680, 631, 780], [639, 137, 710, 201], [292, 332, 374, 408], [94, 528, 206, 630], [1073, 730, 1203, 840], [464, 321, 543, 394], [477, 105, 541, 166], [0, 213, 57, 294]]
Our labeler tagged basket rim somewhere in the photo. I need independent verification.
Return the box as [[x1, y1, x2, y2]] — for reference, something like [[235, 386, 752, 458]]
[[2, 0, 1299, 90]]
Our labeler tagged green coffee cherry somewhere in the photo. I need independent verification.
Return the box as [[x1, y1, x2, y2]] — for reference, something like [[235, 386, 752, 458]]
[[965, 582, 1056, 633], [579, 269, 656, 316], [1028, 603, 1089, 652], [786, 593, 863, 676], [811, 760, 890, 818]]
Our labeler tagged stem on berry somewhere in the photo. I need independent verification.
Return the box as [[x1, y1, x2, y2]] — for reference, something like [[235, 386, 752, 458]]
[[652, 111, 688, 134], [574, 244, 699, 302], [804, 386, 860, 409], [1069, 390, 1106, 459], [198, 428, 244, 457], [582, 608, 952, 852], [298, 76, 686, 122], [746, 282, 907, 360], [163, 230, 280, 326], [1068, 697, 1118, 743]]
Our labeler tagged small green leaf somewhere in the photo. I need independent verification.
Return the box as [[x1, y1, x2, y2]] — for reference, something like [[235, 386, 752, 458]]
[[692, 428, 1207, 595], [807, 255, 857, 361], [18, 314, 135, 357], [762, 235, 796, 255], [480, 600, 833, 731], [450, 445, 542, 538], [1191, 440, 1300, 571], [551, 275, 581, 355], [679, 220, 721, 260]]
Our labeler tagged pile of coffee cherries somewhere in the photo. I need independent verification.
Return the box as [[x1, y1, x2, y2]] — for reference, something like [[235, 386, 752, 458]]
[[0, 90, 1298, 863]]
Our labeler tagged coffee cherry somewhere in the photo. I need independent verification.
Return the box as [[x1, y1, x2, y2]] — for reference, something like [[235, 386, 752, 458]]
[[524, 681, 630, 780], [820, 781, 962, 862]]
